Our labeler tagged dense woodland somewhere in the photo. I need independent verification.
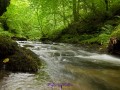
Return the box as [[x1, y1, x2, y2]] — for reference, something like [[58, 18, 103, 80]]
[[0, 0, 120, 72], [0, 0, 120, 47], [0, 1, 120, 89]]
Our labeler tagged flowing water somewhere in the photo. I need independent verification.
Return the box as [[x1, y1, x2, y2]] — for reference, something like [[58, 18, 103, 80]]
[[0, 41, 120, 90]]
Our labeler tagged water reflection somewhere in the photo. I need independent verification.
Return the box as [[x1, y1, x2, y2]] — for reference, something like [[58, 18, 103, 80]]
[[62, 64, 120, 90]]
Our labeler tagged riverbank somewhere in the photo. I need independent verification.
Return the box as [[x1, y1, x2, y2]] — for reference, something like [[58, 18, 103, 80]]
[[40, 36, 108, 54], [0, 36, 41, 73]]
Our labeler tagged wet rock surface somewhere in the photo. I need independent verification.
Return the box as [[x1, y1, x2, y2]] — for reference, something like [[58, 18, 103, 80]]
[[108, 37, 120, 56]]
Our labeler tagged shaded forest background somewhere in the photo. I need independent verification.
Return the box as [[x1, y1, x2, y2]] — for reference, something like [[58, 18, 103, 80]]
[[0, 0, 120, 46]]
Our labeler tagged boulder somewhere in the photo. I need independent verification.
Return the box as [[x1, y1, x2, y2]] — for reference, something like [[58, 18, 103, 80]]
[[0, 36, 41, 72]]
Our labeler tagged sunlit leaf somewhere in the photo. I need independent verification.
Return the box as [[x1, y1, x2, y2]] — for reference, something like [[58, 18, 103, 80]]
[[3, 58, 9, 63]]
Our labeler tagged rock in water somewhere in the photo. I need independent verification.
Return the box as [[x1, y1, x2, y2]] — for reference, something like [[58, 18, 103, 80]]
[[108, 37, 120, 55], [0, 36, 41, 73]]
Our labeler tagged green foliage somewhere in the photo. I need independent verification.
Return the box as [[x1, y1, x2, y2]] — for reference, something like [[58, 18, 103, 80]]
[[0, 0, 119, 44], [109, 0, 120, 16], [97, 34, 110, 45], [46, 29, 62, 41], [60, 34, 79, 43], [0, 25, 12, 37], [0, 31, 12, 37], [81, 34, 110, 45], [1, 0, 120, 73], [111, 25, 120, 39], [81, 37, 98, 44], [79, 34, 96, 41], [3, 0, 38, 39], [25, 30, 41, 40], [101, 24, 114, 34]]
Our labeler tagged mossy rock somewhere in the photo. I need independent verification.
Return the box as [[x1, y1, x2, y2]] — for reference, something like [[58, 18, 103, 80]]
[[0, 36, 41, 72], [0, 36, 18, 68], [0, 36, 18, 59], [6, 48, 41, 72]]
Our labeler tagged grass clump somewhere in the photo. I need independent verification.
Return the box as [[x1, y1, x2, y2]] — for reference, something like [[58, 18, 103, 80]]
[[111, 25, 120, 39]]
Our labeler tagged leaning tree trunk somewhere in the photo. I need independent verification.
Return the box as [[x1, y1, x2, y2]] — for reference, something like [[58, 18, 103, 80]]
[[0, 0, 10, 16], [72, 0, 79, 22]]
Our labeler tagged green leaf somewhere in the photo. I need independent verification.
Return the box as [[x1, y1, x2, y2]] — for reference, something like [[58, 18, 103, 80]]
[[3, 58, 9, 63]]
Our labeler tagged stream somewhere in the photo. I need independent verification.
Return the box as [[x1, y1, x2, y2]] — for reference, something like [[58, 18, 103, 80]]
[[0, 41, 120, 90]]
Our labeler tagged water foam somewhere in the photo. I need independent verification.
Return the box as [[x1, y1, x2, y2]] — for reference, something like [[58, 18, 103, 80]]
[[76, 54, 120, 64]]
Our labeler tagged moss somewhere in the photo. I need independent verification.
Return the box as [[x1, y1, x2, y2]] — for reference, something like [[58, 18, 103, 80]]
[[0, 36, 18, 59], [0, 36, 41, 72], [6, 47, 41, 72]]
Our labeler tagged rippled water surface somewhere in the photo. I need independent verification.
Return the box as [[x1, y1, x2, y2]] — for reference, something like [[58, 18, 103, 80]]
[[0, 41, 120, 90]]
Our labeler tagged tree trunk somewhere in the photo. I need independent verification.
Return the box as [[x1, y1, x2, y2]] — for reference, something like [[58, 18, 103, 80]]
[[73, 0, 79, 22], [104, 0, 109, 11], [62, 0, 66, 26], [0, 0, 10, 16]]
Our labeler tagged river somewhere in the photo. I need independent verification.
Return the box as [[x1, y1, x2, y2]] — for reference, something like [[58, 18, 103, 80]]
[[0, 41, 120, 90]]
